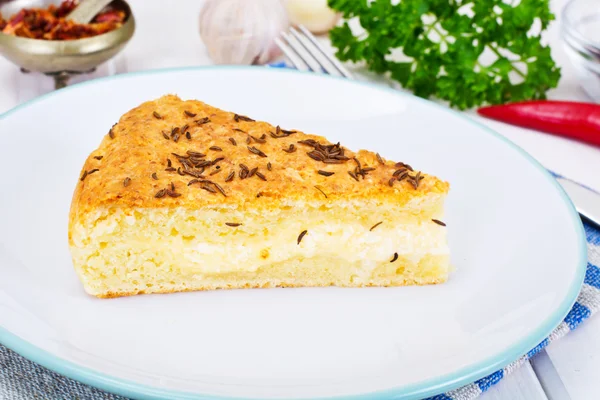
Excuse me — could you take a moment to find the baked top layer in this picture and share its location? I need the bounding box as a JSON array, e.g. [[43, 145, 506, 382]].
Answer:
[[69, 95, 449, 226]]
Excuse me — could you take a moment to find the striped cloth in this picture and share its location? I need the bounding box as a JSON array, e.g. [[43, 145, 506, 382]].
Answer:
[[427, 222, 600, 400]]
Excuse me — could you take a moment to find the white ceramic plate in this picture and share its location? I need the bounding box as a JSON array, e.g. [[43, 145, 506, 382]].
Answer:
[[0, 67, 586, 400]]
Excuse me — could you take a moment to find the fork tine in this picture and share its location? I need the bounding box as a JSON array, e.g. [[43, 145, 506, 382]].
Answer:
[[288, 27, 342, 77], [274, 37, 311, 72], [281, 31, 323, 74], [298, 25, 353, 79]]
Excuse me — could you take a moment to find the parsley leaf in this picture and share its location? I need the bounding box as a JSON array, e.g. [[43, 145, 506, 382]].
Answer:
[[328, 0, 561, 109]]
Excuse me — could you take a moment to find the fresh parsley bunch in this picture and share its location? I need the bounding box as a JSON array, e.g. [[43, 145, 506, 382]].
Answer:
[[328, 0, 561, 109]]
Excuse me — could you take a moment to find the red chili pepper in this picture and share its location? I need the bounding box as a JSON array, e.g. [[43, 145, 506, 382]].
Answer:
[[477, 101, 600, 147]]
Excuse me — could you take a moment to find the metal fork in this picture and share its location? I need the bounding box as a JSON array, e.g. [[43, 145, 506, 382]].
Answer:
[[275, 25, 353, 79]]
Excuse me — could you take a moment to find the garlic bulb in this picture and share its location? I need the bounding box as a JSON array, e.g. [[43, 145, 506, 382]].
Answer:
[[285, 0, 340, 34], [199, 0, 289, 65]]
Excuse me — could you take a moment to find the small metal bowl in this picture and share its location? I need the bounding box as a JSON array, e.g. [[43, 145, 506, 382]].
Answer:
[[0, 0, 135, 88], [562, 0, 600, 101]]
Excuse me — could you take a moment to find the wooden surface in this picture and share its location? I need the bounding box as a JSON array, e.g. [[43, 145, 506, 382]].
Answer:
[[0, 0, 598, 399]]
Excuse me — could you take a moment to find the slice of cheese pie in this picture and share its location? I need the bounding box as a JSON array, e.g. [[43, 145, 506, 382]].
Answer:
[[69, 95, 450, 298]]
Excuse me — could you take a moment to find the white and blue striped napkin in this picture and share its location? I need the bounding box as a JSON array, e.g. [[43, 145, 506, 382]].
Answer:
[[428, 222, 599, 400]]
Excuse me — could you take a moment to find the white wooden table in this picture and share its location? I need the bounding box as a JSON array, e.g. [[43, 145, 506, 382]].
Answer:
[[1, 0, 598, 399]]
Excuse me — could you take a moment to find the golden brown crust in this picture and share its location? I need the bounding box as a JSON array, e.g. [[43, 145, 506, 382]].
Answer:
[[95, 278, 448, 299], [69, 95, 449, 235]]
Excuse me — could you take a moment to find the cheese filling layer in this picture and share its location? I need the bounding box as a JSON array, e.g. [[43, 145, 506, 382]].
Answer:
[[71, 204, 448, 277], [185, 223, 447, 273]]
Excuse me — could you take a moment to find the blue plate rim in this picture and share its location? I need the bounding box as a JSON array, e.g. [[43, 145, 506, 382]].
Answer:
[[0, 65, 587, 400]]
